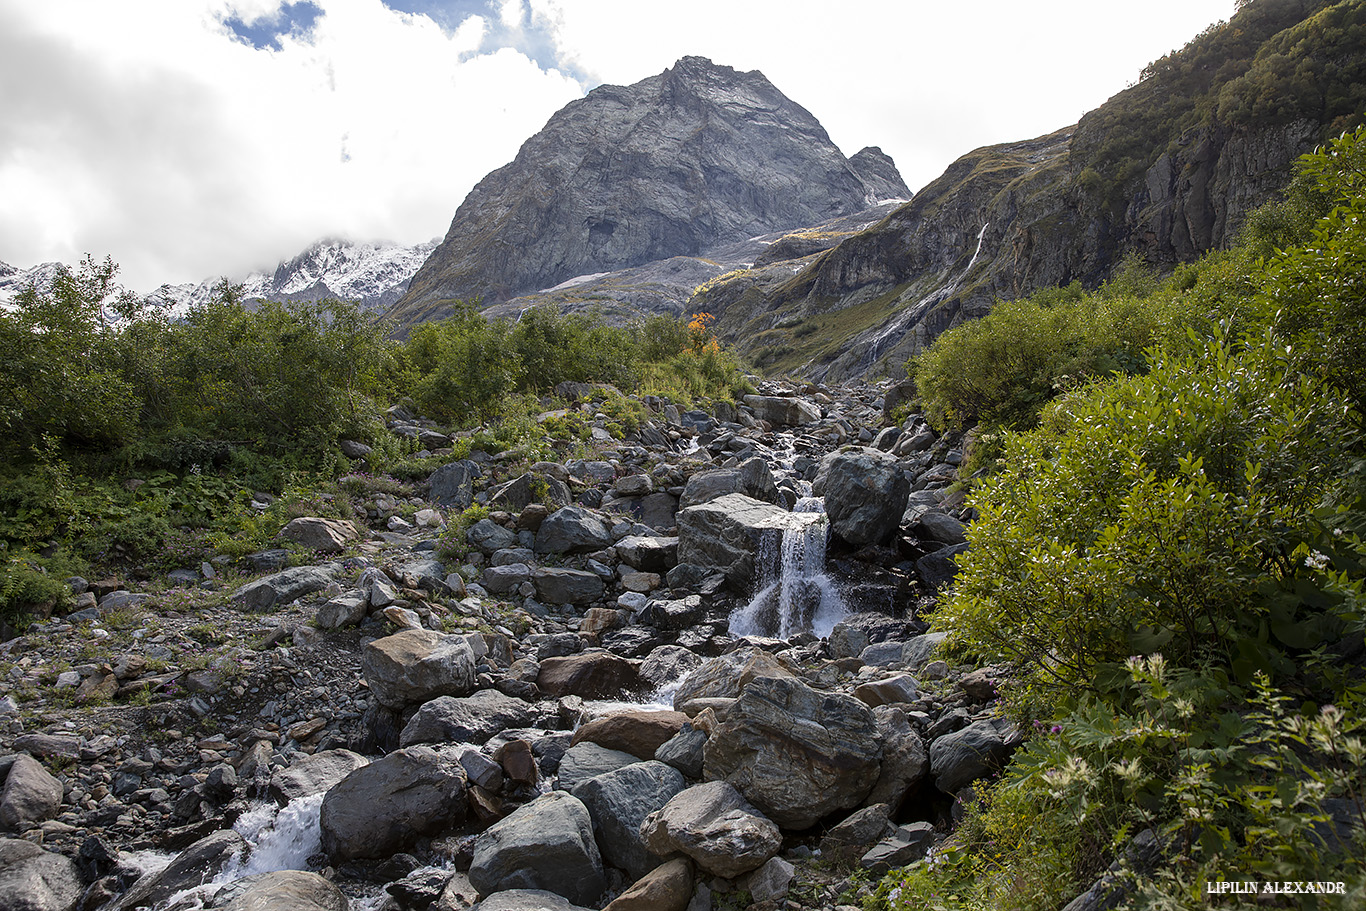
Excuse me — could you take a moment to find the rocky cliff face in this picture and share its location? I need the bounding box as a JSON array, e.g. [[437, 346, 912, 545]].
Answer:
[[389, 56, 909, 330], [696, 0, 1362, 382]]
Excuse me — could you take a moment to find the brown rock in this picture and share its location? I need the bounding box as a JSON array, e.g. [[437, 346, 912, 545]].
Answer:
[[537, 651, 642, 699], [571, 710, 689, 761], [494, 740, 539, 787], [602, 858, 694, 911]]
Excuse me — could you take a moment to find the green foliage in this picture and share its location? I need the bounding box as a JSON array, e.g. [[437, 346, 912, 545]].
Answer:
[[882, 661, 1366, 911], [436, 505, 490, 561], [911, 264, 1198, 432], [403, 303, 522, 425], [935, 329, 1357, 702]]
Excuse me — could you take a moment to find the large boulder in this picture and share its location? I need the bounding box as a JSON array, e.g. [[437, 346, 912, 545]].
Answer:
[[0, 839, 82, 911], [470, 891, 591, 911], [269, 749, 370, 805], [0, 755, 62, 832], [614, 536, 678, 573], [741, 395, 821, 427], [555, 743, 640, 793], [929, 717, 1022, 794], [916, 543, 970, 590], [429, 460, 479, 509], [468, 520, 519, 555], [113, 830, 247, 911], [677, 458, 780, 510], [490, 473, 572, 512], [639, 780, 781, 879], [217, 871, 349, 911], [537, 651, 641, 699], [400, 690, 537, 747], [601, 857, 693, 911], [320, 746, 468, 862], [676, 494, 810, 587], [534, 507, 613, 555], [571, 710, 689, 761], [703, 675, 881, 829], [671, 648, 793, 716], [468, 791, 605, 906], [362, 629, 478, 709], [276, 517, 359, 553], [571, 760, 687, 878], [816, 448, 910, 546], [232, 564, 338, 611], [866, 706, 930, 809], [532, 568, 604, 605]]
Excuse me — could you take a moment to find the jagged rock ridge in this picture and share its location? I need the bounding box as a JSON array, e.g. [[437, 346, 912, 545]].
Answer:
[[390, 56, 910, 329]]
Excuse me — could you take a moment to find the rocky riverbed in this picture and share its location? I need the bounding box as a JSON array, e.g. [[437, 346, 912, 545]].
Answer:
[[0, 380, 1023, 911]]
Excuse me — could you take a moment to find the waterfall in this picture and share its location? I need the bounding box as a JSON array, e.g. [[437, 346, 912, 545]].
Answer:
[[729, 498, 847, 639]]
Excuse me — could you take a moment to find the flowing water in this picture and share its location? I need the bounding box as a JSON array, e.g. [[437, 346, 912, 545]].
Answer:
[[729, 496, 847, 639]]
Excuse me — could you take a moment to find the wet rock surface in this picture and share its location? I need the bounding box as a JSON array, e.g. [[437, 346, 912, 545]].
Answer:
[[0, 381, 1019, 910]]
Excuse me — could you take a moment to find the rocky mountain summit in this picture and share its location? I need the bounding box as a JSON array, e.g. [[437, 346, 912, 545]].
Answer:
[[390, 57, 910, 330], [0, 382, 1050, 911]]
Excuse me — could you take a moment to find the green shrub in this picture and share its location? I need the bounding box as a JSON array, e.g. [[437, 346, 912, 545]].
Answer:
[[934, 329, 1356, 706]]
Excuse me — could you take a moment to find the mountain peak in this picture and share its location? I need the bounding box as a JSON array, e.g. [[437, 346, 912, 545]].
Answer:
[[390, 58, 908, 328]]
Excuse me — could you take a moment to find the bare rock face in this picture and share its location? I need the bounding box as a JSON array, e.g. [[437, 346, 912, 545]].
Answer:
[[639, 780, 781, 879], [702, 675, 881, 830], [391, 56, 907, 327], [0, 838, 82, 911], [0, 755, 62, 832], [361, 629, 478, 709], [319, 746, 468, 863]]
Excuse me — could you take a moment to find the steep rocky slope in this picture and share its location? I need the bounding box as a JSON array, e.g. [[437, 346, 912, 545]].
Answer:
[[389, 56, 910, 330], [695, 0, 1366, 381]]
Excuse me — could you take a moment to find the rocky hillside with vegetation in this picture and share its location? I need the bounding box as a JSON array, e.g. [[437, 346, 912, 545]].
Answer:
[[697, 0, 1366, 381]]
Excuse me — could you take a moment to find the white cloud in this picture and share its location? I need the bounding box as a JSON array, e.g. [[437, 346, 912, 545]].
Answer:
[[1, 0, 1235, 291]]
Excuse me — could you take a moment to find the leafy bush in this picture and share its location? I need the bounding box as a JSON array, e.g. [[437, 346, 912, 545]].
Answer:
[[934, 329, 1356, 704], [881, 660, 1366, 911], [911, 262, 1198, 432]]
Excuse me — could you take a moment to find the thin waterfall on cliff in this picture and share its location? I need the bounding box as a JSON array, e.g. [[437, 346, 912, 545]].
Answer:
[[729, 496, 847, 639]]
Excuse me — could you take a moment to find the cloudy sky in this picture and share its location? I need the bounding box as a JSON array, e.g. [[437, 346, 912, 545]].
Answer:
[[1, 0, 1234, 291]]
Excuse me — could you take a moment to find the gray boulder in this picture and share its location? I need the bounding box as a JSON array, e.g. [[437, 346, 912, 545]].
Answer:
[[429, 460, 479, 509], [490, 473, 572, 512], [535, 507, 613, 555], [470, 891, 591, 911], [676, 494, 810, 587], [362, 629, 478, 709], [639, 780, 781, 879], [232, 564, 338, 611], [703, 675, 881, 829], [269, 750, 370, 805], [0, 755, 62, 831], [468, 520, 519, 555], [0, 838, 82, 911], [217, 870, 349, 911], [671, 648, 793, 716], [315, 593, 367, 630], [555, 743, 640, 793], [866, 706, 930, 809], [741, 395, 821, 427], [482, 563, 532, 595], [532, 568, 604, 605], [571, 760, 687, 878], [320, 746, 468, 862], [469, 791, 605, 906], [930, 717, 1022, 794], [276, 517, 359, 553], [614, 536, 678, 573], [400, 690, 537, 746], [655, 725, 707, 780], [915, 511, 968, 546], [677, 458, 780, 510], [113, 829, 247, 911], [859, 822, 936, 875], [916, 543, 970, 590], [817, 448, 909, 546]]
